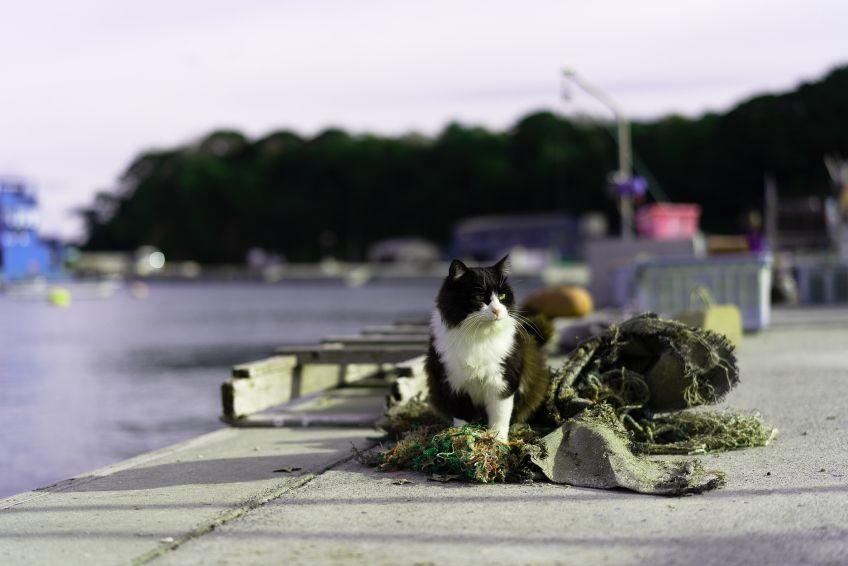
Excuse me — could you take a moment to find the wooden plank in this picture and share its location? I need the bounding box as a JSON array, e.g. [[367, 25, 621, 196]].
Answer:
[[321, 334, 429, 346], [223, 353, 409, 420], [297, 363, 383, 396], [361, 324, 430, 335], [223, 362, 377, 420], [340, 363, 385, 384], [232, 355, 297, 378], [339, 375, 391, 388], [233, 412, 380, 428], [394, 315, 430, 326], [221, 369, 294, 419], [395, 354, 426, 378], [231, 387, 388, 428], [275, 344, 426, 364]]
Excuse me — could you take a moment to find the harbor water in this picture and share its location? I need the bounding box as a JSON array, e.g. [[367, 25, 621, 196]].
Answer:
[[0, 277, 540, 498]]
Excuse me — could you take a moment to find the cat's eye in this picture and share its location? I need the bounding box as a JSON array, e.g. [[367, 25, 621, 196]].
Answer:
[[498, 293, 506, 301]]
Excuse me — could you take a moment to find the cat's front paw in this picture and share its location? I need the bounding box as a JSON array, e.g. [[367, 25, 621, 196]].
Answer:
[[494, 427, 509, 443]]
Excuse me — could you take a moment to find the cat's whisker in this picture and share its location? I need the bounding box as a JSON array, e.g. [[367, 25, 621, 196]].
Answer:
[[508, 311, 533, 328], [509, 309, 537, 327], [459, 314, 488, 341], [512, 323, 532, 343], [508, 311, 544, 343]]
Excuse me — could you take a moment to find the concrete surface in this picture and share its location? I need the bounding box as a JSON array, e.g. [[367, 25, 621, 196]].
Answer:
[[2, 307, 847, 565], [0, 424, 379, 565]]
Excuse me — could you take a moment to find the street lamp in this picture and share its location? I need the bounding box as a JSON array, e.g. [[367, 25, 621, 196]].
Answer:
[[562, 68, 635, 240]]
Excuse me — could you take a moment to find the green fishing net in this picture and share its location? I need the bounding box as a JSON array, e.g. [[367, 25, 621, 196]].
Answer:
[[378, 421, 542, 484], [374, 313, 776, 495], [543, 312, 739, 423]]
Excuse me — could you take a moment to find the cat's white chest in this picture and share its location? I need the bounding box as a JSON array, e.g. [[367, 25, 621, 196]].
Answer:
[[430, 309, 516, 403]]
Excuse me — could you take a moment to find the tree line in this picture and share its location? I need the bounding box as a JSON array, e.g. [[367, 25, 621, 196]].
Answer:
[[83, 65, 848, 262]]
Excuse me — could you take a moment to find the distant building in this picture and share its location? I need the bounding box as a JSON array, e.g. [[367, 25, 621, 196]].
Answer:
[[367, 237, 440, 264], [451, 213, 583, 262], [0, 178, 54, 280]]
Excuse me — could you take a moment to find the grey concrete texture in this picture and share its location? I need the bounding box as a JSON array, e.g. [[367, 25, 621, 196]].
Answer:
[[157, 308, 848, 566], [0, 426, 378, 565], [2, 307, 847, 565]]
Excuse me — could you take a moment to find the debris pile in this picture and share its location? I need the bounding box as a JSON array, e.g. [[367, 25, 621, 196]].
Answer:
[[379, 423, 542, 484], [373, 313, 776, 495]]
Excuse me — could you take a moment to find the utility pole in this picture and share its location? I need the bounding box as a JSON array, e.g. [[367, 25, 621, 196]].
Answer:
[[562, 69, 634, 240]]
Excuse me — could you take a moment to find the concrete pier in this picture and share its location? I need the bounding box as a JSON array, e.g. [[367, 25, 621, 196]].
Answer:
[[2, 307, 847, 565]]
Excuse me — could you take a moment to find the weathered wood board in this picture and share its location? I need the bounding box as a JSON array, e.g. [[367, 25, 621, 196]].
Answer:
[[321, 334, 429, 346], [231, 387, 388, 428], [222, 355, 297, 419], [394, 316, 430, 326], [232, 355, 298, 378], [395, 354, 426, 378], [223, 343, 422, 420], [275, 344, 426, 364], [361, 324, 429, 335], [221, 356, 385, 420]]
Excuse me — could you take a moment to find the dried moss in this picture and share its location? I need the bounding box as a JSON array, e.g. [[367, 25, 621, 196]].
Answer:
[[378, 398, 450, 439], [632, 410, 778, 455], [378, 424, 544, 484]]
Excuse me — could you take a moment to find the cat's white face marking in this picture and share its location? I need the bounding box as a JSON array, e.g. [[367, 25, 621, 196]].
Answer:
[[471, 292, 508, 324], [482, 292, 508, 321], [431, 307, 516, 404]]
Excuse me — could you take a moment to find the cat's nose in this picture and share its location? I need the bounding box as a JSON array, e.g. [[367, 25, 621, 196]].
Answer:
[[492, 307, 505, 319]]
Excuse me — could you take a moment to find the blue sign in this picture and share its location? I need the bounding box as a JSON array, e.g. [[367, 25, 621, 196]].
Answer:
[[0, 178, 56, 280]]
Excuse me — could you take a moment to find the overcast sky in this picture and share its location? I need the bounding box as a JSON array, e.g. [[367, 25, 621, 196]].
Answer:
[[2, 0, 846, 240]]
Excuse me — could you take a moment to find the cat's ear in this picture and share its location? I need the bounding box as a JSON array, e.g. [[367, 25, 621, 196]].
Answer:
[[448, 259, 469, 280], [493, 254, 511, 277]]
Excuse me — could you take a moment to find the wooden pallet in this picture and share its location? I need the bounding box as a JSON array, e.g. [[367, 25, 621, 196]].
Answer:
[[222, 323, 429, 422]]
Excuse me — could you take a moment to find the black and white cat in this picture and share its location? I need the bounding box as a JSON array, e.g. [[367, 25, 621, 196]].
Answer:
[[425, 256, 550, 441]]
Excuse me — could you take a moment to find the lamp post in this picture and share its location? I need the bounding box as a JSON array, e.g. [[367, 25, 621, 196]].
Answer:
[[562, 69, 634, 240]]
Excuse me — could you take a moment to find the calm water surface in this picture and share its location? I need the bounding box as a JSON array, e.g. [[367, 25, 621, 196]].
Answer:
[[0, 278, 539, 498]]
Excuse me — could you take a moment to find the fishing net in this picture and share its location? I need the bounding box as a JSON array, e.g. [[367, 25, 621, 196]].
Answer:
[[372, 313, 776, 495], [529, 405, 726, 495], [378, 423, 543, 484], [632, 409, 777, 455]]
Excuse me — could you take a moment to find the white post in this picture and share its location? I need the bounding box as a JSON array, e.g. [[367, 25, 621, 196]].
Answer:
[[562, 69, 634, 240]]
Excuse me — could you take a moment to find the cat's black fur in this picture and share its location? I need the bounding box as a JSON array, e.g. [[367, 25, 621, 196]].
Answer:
[[435, 257, 515, 328], [426, 257, 551, 425]]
